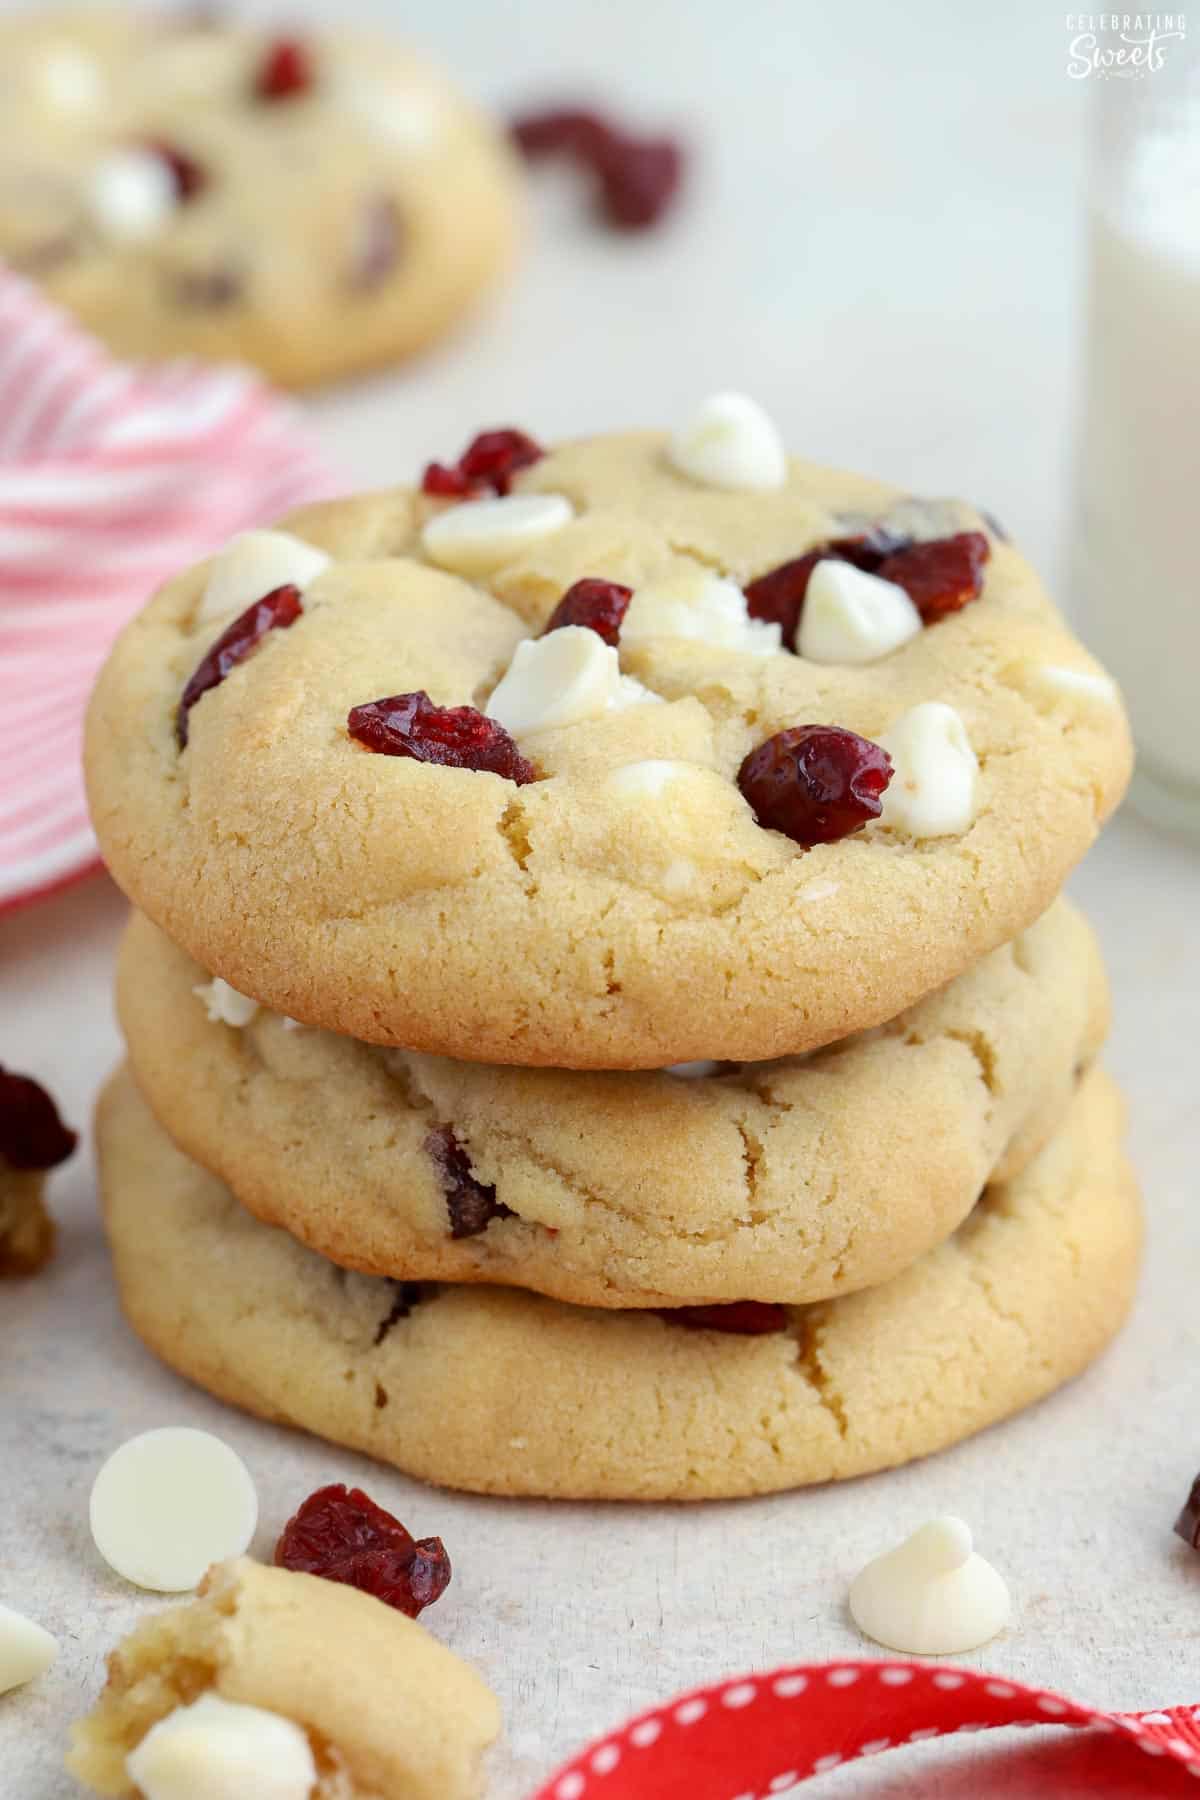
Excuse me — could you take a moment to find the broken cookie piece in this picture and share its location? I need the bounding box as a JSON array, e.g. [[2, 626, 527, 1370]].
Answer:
[[67, 1557, 500, 1799]]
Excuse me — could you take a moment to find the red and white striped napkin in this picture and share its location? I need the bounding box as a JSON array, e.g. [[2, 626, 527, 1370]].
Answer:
[[0, 271, 342, 914]]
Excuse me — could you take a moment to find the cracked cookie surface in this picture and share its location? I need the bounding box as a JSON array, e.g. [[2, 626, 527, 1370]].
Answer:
[[119, 900, 1107, 1307], [0, 7, 520, 386], [85, 430, 1132, 1066], [97, 1065, 1140, 1500]]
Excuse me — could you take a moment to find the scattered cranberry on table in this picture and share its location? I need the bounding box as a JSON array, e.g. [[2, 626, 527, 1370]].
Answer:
[[0, 1067, 77, 1171], [542, 578, 633, 647], [511, 104, 685, 230], [275, 1484, 451, 1618], [738, 724, 893, 846]]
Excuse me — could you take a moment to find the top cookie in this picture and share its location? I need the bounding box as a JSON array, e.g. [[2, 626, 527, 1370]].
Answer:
[[85, 402, 1132, 1067], [0, 7, 520, 386]]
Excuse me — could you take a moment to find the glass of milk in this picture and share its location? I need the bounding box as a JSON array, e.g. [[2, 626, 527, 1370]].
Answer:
[[1072, 57, 1200, 839]]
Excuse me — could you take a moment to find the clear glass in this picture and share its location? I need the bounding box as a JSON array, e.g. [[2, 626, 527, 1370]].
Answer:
[[1072, 47, 1200, 840]]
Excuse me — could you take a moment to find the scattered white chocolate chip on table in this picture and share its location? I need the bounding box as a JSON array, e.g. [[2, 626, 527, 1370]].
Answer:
[[0, 1602, 58, 1696], [193, 978, 260, 1029], [421, 492, 574, 576], [797, 559, 922, 664], [89, 1427, 258, 1592], [878, 700, 979, 838], [126, 1692, 318, 1800], [197, 530, 333, 626], [849, 1516, 1011, 1656], [667, 391, 788, 491]]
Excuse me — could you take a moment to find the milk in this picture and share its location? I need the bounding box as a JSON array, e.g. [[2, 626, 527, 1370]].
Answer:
[[1073, 105, 1200, 834]]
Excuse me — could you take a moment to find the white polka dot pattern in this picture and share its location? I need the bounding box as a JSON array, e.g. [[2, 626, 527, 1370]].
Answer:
[[532, 1659, 1200, 1799]]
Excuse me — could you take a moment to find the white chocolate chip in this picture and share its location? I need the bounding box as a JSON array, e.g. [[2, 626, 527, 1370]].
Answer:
[[487, 627, 620, 736], [193, 978, 260, 1029], [198, 530, 332, 625], [87, 148, 176, 241], [849, 1516, 1011, 1656], [798, 560, 922, 664], [623, 571, 781, 656], [606, 759, 694, 798], [668, 392, 787, 491], [36, 43, 105, 113], [611, 673, 664, 710], [421, 493, 574, 576], [660, 857, 698, 896], [1029, 664, 1119, 706], [89, 1428, 258, 1592], [665, 1060, 723, 1078], [127, 1693, 317, 1800], [0, 1603, 58, 1695], [797, 877, 840, 904], [878, 701, 979, 839]]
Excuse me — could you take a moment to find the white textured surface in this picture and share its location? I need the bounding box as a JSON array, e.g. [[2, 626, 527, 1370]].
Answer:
[[2, 0, 1198, 1795]]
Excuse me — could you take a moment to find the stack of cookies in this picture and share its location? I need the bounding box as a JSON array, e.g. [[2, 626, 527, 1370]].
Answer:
[[85, 397, 1141, 1501]]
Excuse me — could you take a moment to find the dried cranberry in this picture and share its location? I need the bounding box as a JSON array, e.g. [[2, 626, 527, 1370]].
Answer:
[[594, 135, 683, 229], [421, 428, 544, 500], [1175, 1474, 1200, 1550], [542, 578, 632, 647], [177, 584, 302, 748], [425, 1124, 512, 1239], [254, 37, 313, 102], [275, 1484, 450, 1618], [511, 105, 685, 232], [511, 108, 614, 161], [738, 724, 892, 846], [746, 529, 989, 647], [659, 1301, 789, 1335], [348, 691, 536, 785], [875, 531, 990, 625], [745, 535, 890, 642], [171, 264, 243, 310], [142, 139, 206, 203], [0, 1067, 76, 1172]]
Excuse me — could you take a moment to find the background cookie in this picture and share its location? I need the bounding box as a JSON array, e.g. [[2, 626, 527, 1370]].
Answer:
[[98, 1066, 1141, 1501], [0, 7, 521, 386], [85, 428, 1132, 1066], [119, 900, 1108, 1307], [67, 1556, 500, 1800]]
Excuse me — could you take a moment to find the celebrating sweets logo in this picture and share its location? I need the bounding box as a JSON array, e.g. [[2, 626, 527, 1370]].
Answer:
[[1066, 12, 1188, 76]]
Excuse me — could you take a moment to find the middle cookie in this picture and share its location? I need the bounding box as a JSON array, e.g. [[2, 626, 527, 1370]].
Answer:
[[120, 899, 1106, 1309]]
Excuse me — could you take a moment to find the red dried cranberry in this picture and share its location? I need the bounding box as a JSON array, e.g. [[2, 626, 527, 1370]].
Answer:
[[421, 428, 544, 500], [348, 691, 536, 785], [511, 108, 614, 161], [875, 530, 990, 625], [1175, 1474, 1200, 1550], [177, 584, 303, 748], [542, 578, 632, 647], [744, 533, 903, 643], [594, 134, 683, 229], [425, 1124, 512, 1239], [275, 1484, 450, 1618], [141, 139, 206, 203], [0, 1067, 76, 1172], [254, 37, 313, 102], [659, 1301, 789, 1335], [738, 724, 892, 846], [510, 105, 685, 232]]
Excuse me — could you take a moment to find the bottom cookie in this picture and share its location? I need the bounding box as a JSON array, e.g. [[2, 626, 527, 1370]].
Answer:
[[98, 1067, 1141, 1502]]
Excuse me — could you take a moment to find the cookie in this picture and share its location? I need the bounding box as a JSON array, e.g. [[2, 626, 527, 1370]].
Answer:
[[0, 8, 521, 387], [85, 417, 1132, 1067], [67, 1556, 500, 1800], [97, 1065, 1140, 1501], [118, 899, 1108, 1307]]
